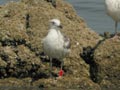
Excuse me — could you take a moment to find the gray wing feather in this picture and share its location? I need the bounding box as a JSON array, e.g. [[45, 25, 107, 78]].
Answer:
[[63, 35, 70, 49]]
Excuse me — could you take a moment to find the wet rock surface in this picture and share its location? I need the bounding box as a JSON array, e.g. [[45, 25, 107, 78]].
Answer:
[[0, 0, 119, 90]]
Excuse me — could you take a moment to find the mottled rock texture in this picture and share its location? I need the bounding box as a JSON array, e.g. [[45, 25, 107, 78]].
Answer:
[[0, 0, 119, 90]]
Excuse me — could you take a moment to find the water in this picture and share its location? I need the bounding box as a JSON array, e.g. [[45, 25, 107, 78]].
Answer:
[[0, 0, 118, 33], [66, 0, 118, 34], [0, 0, 18, 5]]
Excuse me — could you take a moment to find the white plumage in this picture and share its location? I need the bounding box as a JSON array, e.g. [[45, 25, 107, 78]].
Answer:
[[43, 19, 70, 77], [105, 0, 120, 34]]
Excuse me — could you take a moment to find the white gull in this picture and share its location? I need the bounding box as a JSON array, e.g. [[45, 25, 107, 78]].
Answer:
[[43, 19, 70, 77], [105, 0, 120, 35]]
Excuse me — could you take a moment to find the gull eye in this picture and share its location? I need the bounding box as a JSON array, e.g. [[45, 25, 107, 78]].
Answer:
[[52, 22, 55, 25]]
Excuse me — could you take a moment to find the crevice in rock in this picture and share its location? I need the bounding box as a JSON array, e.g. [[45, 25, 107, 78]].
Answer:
[[0, 61, 49, 80], [0, 38, 50, 80], [0, 39, 26, 47], [80, 38, 106, 83], [0, 37, 40, 56]]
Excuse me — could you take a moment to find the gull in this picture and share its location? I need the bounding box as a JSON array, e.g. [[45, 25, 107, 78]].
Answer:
[[43, 19, 70, 77], [105, 0, 120, 36]]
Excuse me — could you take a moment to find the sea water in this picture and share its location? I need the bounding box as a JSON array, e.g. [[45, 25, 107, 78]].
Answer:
[[0, 0, 117, 34]]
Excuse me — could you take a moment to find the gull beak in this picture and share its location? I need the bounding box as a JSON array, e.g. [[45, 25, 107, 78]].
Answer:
[[59, 25, 63, 29]]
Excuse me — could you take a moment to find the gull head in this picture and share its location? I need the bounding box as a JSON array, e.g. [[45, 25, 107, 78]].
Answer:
[[50, 19, 63, 29]]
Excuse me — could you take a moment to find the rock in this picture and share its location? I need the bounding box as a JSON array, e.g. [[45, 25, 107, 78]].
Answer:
[[0, 77, 37, 90], [33, 77, 101, 90], [0, 77, 32, 86], [0, 0, 102, 89], [0, 57, 7, 67], [94, 38, 120, 89]]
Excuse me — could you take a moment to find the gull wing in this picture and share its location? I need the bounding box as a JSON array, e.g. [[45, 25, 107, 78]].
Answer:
[[63, 35, 71, 49]]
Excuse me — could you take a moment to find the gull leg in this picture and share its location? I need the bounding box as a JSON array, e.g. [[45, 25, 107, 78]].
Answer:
[[47, 0, 56, 8], [61, 59, 64, 70], [58, 59, 64, 77], [111, 21, 119, 39], [49, 57, 52, 78], [115, 21, 118, 35], [51, 0, 56, 8]]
